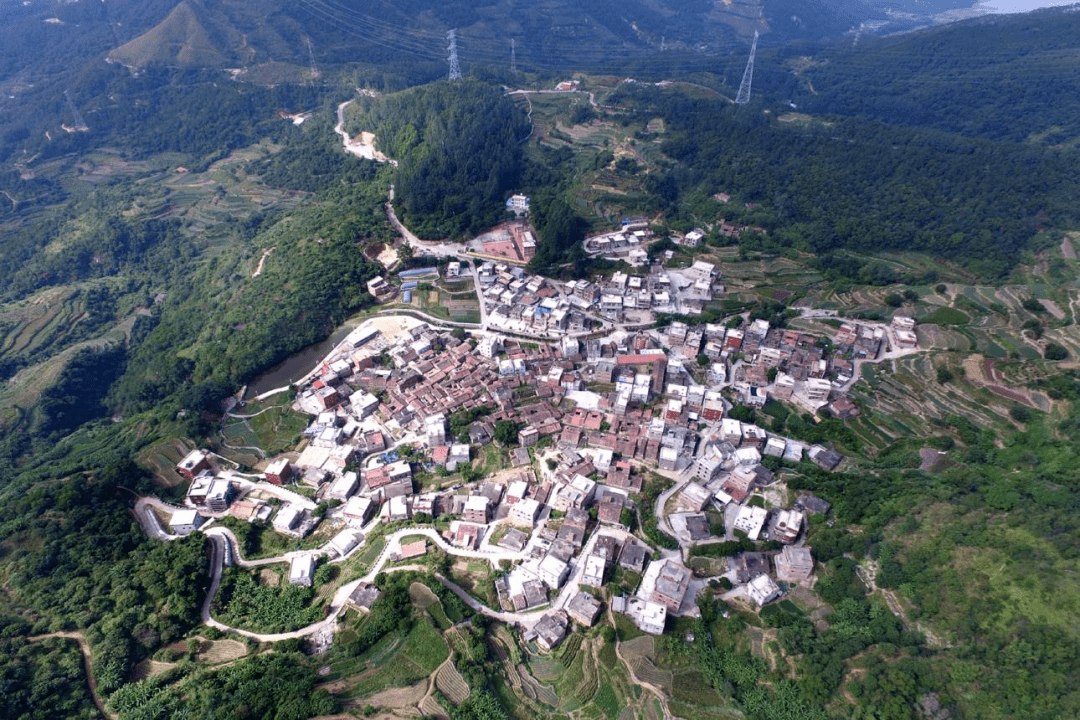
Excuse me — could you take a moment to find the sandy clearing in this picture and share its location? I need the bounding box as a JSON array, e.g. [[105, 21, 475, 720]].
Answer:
[[251, 247, 274, 278], [358, 315, 425, 343], [335, 100, 397, 165], [377, 244, 399, 268]]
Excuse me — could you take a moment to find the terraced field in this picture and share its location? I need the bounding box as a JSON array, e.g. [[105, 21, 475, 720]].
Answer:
[[136, 438, 196, 489], [434, 659, 470, 704]]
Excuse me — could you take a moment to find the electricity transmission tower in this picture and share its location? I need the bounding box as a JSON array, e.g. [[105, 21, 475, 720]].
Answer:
[[511, 39, 517, 74], [63, 90, 88, 131], [306, 39, 320, 78], [735, 31, 758, 105], [447, 30, 462, 81]]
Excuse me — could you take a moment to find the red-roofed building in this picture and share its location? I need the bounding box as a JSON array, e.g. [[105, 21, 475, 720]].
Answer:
[[432, 446, 450, 466]]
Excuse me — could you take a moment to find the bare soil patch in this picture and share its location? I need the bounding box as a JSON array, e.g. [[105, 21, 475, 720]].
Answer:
[[365, 678, 428, 709], [1062, 237, 1076, 260]]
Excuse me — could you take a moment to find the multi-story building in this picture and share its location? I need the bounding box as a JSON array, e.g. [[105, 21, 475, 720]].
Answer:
[[775, 545, 815, 583], [464, 495, 491, 524]]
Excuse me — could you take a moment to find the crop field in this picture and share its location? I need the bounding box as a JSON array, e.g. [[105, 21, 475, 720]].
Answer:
[[670, 669, 728, 707], [0, 315, 131, 430], [435, 660, 470, 704], [221, 402, 307, 457], [590, 682, 620, 719], [630, 656, 673, 695], [161, 143, 311, 245], [131, 659, 175, 681], [221, 418, 262, 452], [717, 255, 824, 295], [419, 694, 447, 717], [355, 678, 428, 712], [196, 638, 248, 664], [555, 633, 583, 667], [0, 282, 124, 360], [354, 536, 386, 568], [516, 658, 559, 707], [528, 655, 564, 683], [408, 581, 438, 610], [399, 618, 449, 673], [340, 619, 446, 699], [136, 438, 194, 489]]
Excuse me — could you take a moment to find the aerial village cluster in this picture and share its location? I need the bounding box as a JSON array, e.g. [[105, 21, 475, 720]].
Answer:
[[164, 213, 920, 649]]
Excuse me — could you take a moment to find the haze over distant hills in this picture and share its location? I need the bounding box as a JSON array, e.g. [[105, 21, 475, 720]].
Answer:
[[1, 0, 1075, 87]]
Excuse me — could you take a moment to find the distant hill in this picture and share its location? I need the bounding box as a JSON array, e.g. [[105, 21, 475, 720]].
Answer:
[[95, 0, 884, 74], [107, 1, 233, 68], [781, 5, 1080, 143], [105, 0, 307, 69]]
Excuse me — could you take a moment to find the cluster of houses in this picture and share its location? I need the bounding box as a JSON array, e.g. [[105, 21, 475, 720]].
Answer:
[[166, 292, 899, 633], [588, 262, 721, 322], [582, 221, 655, 267], [669, 218, 764, 249], [477, 263, 594, 337]]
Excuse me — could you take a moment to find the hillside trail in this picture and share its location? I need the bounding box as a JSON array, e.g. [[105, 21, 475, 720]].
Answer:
[[27, 631, 117, 720], [858, 560, 949, 649], [607, 608, 676, 720]]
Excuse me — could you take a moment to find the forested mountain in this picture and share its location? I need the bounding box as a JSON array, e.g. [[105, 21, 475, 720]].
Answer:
[[609, 82, 1079, 277], [778, 6, 1080, 143], [0, 3, 1079, 720], [354, 80, 530, 237]]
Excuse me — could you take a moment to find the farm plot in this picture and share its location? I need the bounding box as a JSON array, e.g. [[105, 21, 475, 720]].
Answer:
[[419, 694, 448, 718], [131, 659, 175, 681], [400, 619, 449, 674], [357, 678, 427, 711], [620, 635, 655, 662], [136, 438, 195, 489], [671, 669, 730, 708], [528, 655, 564, 683], [196, 638, 248, 664], [630, 657, 674, 695], [409, 581, 439, 610], [340, 619, 446, 699], [435, 660, 470, 704], [517, 663, 559, 707]]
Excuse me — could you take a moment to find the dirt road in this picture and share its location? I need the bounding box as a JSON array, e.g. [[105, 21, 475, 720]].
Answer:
[[28, 632, 117, 720]]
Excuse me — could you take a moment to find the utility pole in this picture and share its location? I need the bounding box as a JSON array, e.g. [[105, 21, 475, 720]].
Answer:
[[735, 31, 758, 105], [511, 38, 517, 74], [447, 29, 462, 81]]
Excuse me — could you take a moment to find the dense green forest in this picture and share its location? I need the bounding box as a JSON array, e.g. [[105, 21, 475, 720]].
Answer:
[[605, 82, 1079, 276], [354, 80, 530, 238], [0, 463, 207, 693], [777, 7, 1080, 144], [0, 629, 99, 720], [106, 652, 338, 720]]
